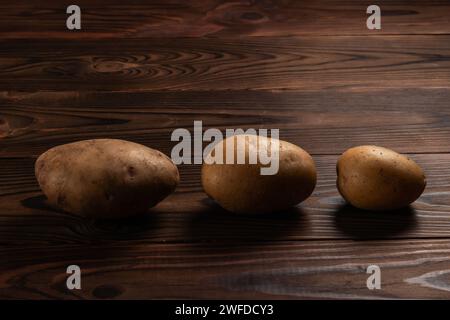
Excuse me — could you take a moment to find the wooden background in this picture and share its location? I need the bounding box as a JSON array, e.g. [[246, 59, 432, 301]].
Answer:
[[1, 0, 450, 299]]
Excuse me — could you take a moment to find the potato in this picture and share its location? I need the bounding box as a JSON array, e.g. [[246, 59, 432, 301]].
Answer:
[[35, 139, 179, 219], [201, 134, 316, 214], [337, 145, 426, 211]]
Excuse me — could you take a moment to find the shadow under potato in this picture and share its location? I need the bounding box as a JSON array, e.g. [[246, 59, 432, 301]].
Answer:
[[333, 203, 417, 239], [185, 197, 309, 244], [21, 194, 65, 213], [21, 194, 307, 248], [21, 194, 161, 241]]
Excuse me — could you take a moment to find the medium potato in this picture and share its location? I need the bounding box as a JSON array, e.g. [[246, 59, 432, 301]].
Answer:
[[337, 145, 426, 211], [35, 139, 179, 219], [201, 134, 316, 214]]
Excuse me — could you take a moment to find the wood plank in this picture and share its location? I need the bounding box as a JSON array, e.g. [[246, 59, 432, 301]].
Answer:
[[1, 154, 449, 245], [2, 238, 450, 299], [1, 89, 450, 157], [2, 0, 449, 302], [0, 36, 449, 91], [1, 1, 450, 39]]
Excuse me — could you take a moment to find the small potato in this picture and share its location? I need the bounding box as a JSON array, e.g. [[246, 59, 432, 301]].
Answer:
[[337, 145, 426, 211], [201, 134, 316, 214], [35, 139, 179, 219]]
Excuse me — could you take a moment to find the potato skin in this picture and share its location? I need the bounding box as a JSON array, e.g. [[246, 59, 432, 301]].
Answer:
[[337, 145, 426, 211], [201, 135, 316, 214], [35, 139, 179, 219]]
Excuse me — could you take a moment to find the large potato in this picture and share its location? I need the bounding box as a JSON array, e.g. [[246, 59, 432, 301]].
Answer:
[[337, 145, 426, 211], [201, 134, 316, 214], [35, 139, 179, 219]]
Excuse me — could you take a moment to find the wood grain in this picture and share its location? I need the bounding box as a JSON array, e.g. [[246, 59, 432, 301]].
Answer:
[[1, 0, 450, 39], [2, 239, 450, 299], [1, 153, 449, 245], [1, 88, 450, 157], [0, 36, 449, 91], [2, 0, 450, 300]]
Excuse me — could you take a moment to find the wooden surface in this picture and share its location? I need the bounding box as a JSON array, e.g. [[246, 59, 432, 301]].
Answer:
[[1, 0, 450, 299]]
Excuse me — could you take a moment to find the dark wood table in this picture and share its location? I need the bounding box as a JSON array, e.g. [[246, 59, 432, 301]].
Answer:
[[1, 0, 450, 299]]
